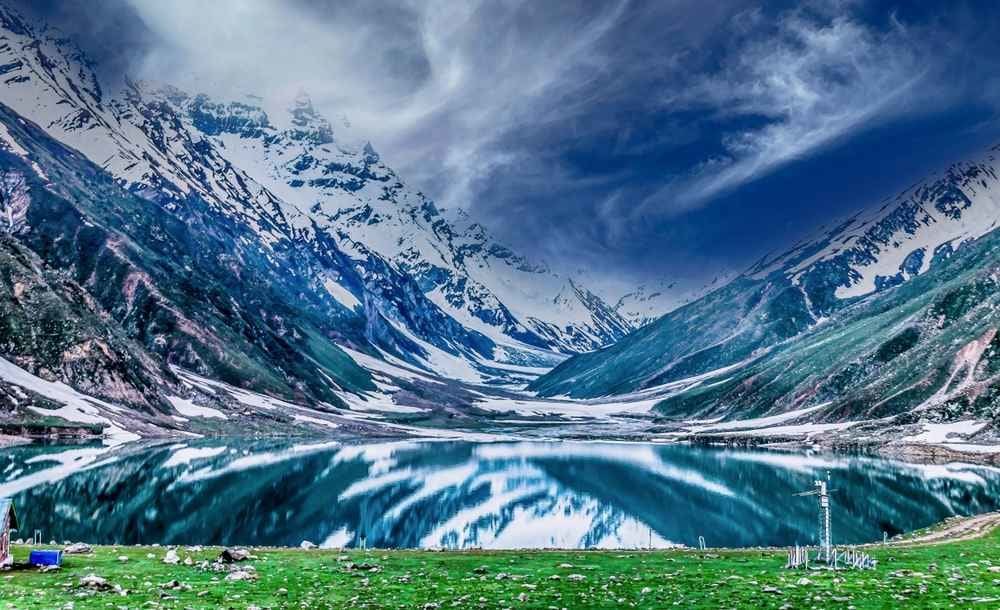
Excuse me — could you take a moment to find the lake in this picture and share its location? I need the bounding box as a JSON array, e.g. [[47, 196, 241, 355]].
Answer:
[[2, 439, 998, 549]]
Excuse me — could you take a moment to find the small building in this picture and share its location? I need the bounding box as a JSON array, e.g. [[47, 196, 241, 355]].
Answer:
[[0, 498, 18, 567]]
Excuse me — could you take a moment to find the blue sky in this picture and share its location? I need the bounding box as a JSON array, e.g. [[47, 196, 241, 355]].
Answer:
[[16, 0, 1000, 291]]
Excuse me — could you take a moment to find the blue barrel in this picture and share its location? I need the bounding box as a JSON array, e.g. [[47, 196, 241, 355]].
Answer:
[[29, 550, 62, 566]]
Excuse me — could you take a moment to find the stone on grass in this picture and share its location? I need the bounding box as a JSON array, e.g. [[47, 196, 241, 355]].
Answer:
[[162, 549, 180, 565], [225, 569, 259, 582], [219, 548, 253, 563], [300, 540, 317, 549], [79, 575, 111, 591], [64, 543, 92, 554]]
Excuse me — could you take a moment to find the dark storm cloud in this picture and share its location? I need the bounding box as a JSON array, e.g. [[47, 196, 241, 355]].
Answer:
[[10, 0, 158, 87]]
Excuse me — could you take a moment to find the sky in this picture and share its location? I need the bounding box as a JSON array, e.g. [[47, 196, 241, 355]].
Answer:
[[13, 0, 1000, 293]]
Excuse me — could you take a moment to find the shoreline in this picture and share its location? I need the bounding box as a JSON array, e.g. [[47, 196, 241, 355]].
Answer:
[[3, 512, 1000, 609], [9, 510, 999, 555], [10, 427, 1000, 468]]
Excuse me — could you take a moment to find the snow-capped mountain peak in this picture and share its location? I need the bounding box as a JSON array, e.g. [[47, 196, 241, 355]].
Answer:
[[747, 146, 1000, 315]]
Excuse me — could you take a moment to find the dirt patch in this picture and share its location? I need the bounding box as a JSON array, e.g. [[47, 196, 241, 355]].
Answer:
[[885, 511, 1000, 547]]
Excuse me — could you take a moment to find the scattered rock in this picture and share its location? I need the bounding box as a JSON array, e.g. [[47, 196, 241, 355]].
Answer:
[[63, 543, 92, 555], [473, 565, 489, 574], [162, 549, 180, 565], [762, 585, 781, 594], [796, 577, 812, 586], [39, 564, 60, 573], [300, 540, 317, 549], [117, 556, 129, 563], [79, 574, 111, 591], [567, 574, 586, 582], [225, 568, 259, 582]]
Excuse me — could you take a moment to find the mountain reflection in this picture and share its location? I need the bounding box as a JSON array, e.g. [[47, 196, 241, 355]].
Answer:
[[2, 440, 999, 549]]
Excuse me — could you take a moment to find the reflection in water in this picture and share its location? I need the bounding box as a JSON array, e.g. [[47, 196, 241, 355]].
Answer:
[[1, 440, 999, 549]]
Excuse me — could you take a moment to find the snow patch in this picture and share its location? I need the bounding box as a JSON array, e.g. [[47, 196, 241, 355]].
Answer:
[[904, 420, 988, 444], [167, 396, 227, 420]]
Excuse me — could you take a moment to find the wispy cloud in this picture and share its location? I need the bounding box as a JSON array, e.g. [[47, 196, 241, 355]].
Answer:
[[641, 7, 931, 215]]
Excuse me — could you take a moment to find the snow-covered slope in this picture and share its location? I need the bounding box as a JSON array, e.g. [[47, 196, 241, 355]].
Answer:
[[612, 273, 736, 328], [0, 6, 634, 383], [748, 148, 1000, 312], [149, 87, 632, 354]]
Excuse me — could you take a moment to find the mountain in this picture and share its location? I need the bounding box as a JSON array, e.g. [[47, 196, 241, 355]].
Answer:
[[0, 4, 632, 388], [0, 2, 651, 441], [0, 4, 643, 439], [531, 145, 1000, 426], [612, 273, 736, 328], [657, 223, 1000, 427]]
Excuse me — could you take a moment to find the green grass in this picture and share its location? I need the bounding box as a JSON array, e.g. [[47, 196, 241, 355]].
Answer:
[[3, 528, 1000, 609]]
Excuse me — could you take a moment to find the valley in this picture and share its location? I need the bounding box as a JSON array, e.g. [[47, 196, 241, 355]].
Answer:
[[0, 1, 997, 461]]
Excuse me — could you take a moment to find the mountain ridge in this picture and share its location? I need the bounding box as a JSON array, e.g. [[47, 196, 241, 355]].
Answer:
[[0, 3, 638, 385], [531, 143, 1000, 412]]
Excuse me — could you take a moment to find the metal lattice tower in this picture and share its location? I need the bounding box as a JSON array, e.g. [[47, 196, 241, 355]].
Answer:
[[795, 475, 834, 562]]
